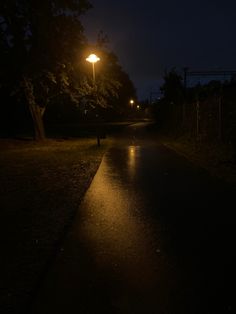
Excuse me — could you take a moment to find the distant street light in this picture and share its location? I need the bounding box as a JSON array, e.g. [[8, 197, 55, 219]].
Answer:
[[86, 53, 100, 83], [130, 99, 134, 107]]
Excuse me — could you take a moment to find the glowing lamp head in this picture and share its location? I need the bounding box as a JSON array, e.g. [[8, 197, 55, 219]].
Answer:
[[130, 99, 134, 104], [86, 54, 100, 63]]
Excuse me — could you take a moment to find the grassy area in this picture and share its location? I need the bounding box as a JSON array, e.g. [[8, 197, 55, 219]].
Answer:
[[163, 136, 236, 186], [0, 138, 110, 314], [146, 123, 236, 185]]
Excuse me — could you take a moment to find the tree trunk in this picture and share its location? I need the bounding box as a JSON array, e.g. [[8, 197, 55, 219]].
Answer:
[[23, 77, 46, 141], [28, 102, 46, 141]]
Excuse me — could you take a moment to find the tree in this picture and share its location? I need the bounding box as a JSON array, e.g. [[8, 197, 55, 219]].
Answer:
[[160, 68, 184, 105], [1, 2, 137, 137], [75, 43, 137, 120], [95, 49, 137, 118], [0, 0, 92, 140], [156, 69, 185, 132]]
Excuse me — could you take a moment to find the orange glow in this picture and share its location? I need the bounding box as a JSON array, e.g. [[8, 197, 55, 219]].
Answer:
[[77, 154, 159, 286], [128, 146, 140, 178], [86, 54, 100, 63]]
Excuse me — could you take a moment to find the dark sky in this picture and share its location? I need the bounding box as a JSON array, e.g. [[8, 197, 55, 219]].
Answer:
[[83, 0, 236, 99]]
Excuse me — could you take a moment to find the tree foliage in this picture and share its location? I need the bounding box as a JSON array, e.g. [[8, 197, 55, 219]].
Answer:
[[156, 68, 236, 145], [0, 0, 92, 139], [79, 49, 136, 114], [160, 68, 184, 105], [0, 1, 137, 139]]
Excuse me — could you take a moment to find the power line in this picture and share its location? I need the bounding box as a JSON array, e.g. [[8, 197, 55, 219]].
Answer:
[[183, 68, 236, 89]]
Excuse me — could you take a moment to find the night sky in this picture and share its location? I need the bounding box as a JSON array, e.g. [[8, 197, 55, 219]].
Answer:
[[83, 0, 236, 99]]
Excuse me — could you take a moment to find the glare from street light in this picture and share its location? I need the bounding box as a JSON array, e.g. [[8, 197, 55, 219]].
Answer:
[[86, 54, 100, 63], [130, 99, 134, 108], [86, 53, 100, 83]]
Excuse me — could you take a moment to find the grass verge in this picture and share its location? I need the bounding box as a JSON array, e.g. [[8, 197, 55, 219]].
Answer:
[[162, 135, 236, 186], [0, 138, 110, 314]]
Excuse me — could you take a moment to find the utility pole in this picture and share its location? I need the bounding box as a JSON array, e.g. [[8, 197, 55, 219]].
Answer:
[[218, 87, 223, 142], [183, 67, 188, 127], [196, 97, 200, 140], [183, 67, 188, 90]]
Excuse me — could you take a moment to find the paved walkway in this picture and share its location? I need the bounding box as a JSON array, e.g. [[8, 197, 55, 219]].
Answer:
[[30, 123, 235, 314]]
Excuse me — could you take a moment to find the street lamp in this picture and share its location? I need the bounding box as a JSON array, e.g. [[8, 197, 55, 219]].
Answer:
[[86, 53, 100, 83], [130, 99, 134, 107], [86, 53, 101, 146]]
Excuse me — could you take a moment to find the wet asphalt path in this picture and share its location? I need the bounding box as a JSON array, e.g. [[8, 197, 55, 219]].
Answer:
[[30, 122, 235, 314]]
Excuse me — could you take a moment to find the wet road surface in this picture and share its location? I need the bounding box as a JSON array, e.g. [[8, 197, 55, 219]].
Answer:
[[30, 122, 235, 314]]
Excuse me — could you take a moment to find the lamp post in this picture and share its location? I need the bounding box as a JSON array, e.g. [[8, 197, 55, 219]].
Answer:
[[86, 53, 101, 146], [86, 53, 100, 84]]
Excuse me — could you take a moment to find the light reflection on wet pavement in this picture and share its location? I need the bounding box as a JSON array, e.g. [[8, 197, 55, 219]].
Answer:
[[31, 123, 235, 314]]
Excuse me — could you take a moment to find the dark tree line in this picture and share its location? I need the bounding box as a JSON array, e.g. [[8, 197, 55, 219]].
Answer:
[[0, 1, 136, 140]]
